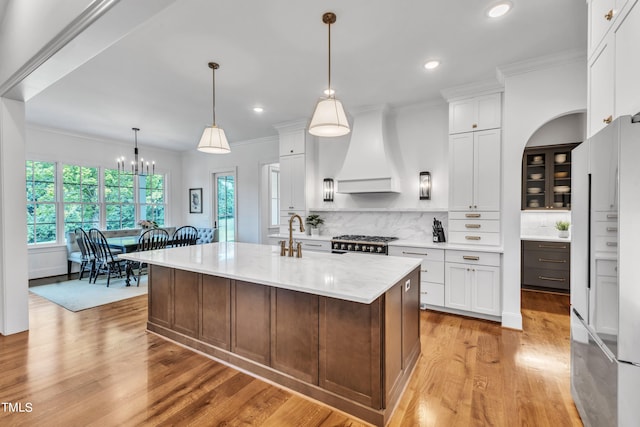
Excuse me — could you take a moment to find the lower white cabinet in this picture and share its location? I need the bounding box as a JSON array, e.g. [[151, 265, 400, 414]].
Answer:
[[388, 246, 445, 308], [444, 250, 501, 316]]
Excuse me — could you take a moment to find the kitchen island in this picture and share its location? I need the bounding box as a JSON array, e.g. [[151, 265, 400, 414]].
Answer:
[[120, 242, 422, 426]]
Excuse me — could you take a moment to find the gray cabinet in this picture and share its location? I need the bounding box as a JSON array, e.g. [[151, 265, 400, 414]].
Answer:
[[521, 240, 571, 291]]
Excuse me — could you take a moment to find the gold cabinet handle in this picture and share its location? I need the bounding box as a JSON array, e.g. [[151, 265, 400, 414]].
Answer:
[[465, 224, 481, 229], [606, 227, 618, 232], [606, 242, 618, 247], [603, 115, 613, 124], [463, 255, 480, 261], [465, 236, 481, 240], [606, 214, 618, 219], [604, 9, 613, 21], [538, 258, 567, 263], [538, 276, 566, 282], [465, 213, 481, 218], [472, 123, 478, 129], [420, 269, 428, 273]]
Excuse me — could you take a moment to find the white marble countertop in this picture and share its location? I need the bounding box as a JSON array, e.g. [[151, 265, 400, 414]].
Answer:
[[119, 242, 421, 304], [521, 235, 572, 243]]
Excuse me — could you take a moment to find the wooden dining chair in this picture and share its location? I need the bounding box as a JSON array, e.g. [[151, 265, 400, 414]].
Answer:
[[128, 228, 170, 286], [171, 225, 198, 247], [87, 228, 126, 287]]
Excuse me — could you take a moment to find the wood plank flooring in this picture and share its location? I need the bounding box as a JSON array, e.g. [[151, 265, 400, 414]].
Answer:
[[0, 289, 582, 426]]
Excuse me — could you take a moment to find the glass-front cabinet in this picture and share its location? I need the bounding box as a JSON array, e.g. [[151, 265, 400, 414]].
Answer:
[[522, 143, 580, 210]]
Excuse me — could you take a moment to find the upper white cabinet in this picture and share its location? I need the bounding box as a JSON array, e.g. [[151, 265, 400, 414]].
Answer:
[[279, 129, 306, 156], [449, 129, 501, 212], [449, 93, 501, 134], [589, 0, 617, 55], [587, 0, 639, 137], [588, 37, 614, 137], [279, 154, 306, 211], [614, 0, 640, 119]]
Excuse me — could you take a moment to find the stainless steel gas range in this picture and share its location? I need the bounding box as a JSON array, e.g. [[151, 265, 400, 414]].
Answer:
[[331, 235, 398, 255]]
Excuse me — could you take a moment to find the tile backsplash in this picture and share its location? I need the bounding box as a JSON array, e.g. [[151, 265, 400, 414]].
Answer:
[[520, 211, 571, 237]]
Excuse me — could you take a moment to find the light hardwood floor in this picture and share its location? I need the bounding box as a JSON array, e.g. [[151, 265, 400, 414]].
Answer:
[[0, 289, 582, 426]]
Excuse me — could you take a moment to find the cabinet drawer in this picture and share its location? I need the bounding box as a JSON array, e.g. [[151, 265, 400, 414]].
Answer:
[[419, 260, 445, 284], [445, 250, 501, 267], [449, 219, 500, 233], [298, 239, 331, 252], [596, 259, 617, 277], [592, 221, 618, 236], [523, 250, 570, 271], [594, 235, 618, 252], [421, 282, 444, 307], [448, 231, 500, 246], [522, 240, 570, 252], [388, 246, 445, 261], [449, 211, 500, 220], [593, 211, 618, 222], [522, 267, 570, 290]]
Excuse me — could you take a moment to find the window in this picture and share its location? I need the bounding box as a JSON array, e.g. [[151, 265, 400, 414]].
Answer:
[[138, 174, 165, 226], [63, 165, 100, 234], [26, 161, 57, 244], [269, 165, 280, 227], [104, 168, 136, 230]]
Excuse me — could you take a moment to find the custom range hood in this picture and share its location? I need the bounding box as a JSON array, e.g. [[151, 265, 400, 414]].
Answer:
[[335, 106, 399, 193]]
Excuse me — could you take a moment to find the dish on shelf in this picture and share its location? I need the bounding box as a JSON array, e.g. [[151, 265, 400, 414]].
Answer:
[[528, 187, 542, 194], [528, 200, 540, 208], [554, 171, 569, 178], [533, 155, 543, 162], [530, 160, 544, 166], [553, 202, 564, 208], [555, 153, 567, 163], [553, 185, 570, 193], [529, 173, 543, 180]]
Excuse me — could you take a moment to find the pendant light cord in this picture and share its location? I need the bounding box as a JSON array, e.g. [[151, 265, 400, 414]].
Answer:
[[212, 66, 216, 126], [327, 20, 331, 97]]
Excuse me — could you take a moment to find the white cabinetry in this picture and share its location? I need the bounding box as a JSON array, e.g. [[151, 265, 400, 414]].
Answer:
[[277, 124, 316, 235], [279, 129, 306, 156], [449, 93, 501, 134], [449, 129, 501, 212], [388, 246, 445, 308], [267, 236, 331, 253], [587, 0, 639, 137], [444, 250, 501, 316]]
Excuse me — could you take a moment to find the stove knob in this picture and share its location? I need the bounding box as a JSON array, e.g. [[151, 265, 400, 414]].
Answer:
[[377, 247, 383, 253], [341, 244, 346, 250], [348, 244, 353, 251], [333, 243, 339, 249], [369, 246, 375, 252], [355, 244, 360, 251], [362, 246, 368, 251]]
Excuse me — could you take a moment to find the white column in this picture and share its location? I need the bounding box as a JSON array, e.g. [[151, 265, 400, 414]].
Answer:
[[0, 97, 29, 335]]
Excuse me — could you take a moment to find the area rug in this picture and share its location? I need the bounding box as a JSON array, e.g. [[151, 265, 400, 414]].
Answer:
[[29, 275, 148, 312]]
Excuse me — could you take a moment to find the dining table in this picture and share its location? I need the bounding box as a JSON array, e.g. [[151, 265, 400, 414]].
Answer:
[[106, 236, 175, 286]]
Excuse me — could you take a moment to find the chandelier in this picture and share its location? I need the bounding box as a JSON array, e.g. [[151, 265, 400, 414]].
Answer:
[[116, 127, 155, 175]]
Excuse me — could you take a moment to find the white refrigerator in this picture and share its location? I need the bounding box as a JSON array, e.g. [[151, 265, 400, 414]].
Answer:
[[571, 115, 640, 427]]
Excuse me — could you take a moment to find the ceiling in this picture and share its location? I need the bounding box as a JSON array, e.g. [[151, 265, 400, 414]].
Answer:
[[24, 0, 587, 151]]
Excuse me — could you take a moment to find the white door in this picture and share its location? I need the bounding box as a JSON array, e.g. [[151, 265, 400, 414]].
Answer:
[[588, 38, 614, 137], [213, 171, 236, 242], [445, 263, 470, 311], [449, 133, 474, 211], [471, 265, 501, 316], [474, 129, 501, 211]]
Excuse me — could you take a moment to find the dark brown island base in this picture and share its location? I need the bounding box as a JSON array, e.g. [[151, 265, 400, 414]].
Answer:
[[121, 243, 421, 426]]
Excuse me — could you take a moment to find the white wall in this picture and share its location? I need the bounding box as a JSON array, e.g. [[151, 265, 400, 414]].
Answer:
[[25, 126, 184, 279], [181, 136, 279, 243], [502, 58, 587, 329], [526, 112, 586, 147], [314, 101, 449, 210]]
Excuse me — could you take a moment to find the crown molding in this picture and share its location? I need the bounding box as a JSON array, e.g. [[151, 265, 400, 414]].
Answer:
[[440, 78, 504, 103], [496, 48, 587, 85]]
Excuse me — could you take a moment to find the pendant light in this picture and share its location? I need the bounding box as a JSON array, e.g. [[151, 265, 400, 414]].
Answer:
[[116, 127, 155, 175], [309, 12, 350, 137], [197, 62, 231, 154]]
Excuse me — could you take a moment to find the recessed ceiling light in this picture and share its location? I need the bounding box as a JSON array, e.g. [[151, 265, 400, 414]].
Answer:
[[423, 60, 440, 70], [253, 107, 264, 113], [323, 88, 335, 96], [487, 2, 512, 18]]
